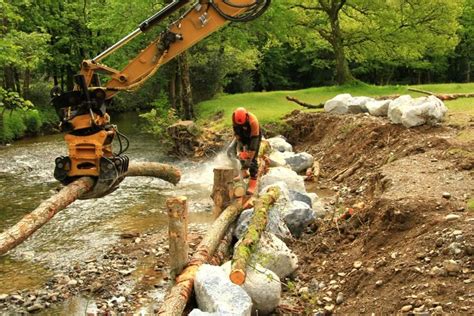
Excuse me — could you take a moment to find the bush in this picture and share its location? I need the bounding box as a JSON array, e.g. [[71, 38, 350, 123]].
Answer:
[[139, 92, 178, 138], [2, 111, 27, 142], [27, 81, 53, 108], [24, 109, 43, 134]]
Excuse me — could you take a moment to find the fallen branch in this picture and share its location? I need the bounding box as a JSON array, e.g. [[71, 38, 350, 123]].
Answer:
[[230, 186, 280, 285], [408, 88, 474, 100], [286, 96, 324, 109], [332, 158, 363, 182], [0, 161, 181, 256], [158, 201, 244, 316]]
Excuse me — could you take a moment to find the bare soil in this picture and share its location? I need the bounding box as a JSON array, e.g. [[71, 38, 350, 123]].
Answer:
[[279, 111, 473, 314]]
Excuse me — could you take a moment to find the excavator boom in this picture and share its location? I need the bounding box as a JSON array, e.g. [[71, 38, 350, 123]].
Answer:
[[51, 0, 271, 199]]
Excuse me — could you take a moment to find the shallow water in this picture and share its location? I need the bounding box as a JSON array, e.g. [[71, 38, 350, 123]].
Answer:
[[0, 113, 217, 298]]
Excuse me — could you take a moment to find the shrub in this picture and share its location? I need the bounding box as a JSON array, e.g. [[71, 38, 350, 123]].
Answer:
[[24, 110, 43, 134]]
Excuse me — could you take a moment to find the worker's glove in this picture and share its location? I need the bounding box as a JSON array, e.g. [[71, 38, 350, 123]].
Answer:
[[239, 151, 250, 160]]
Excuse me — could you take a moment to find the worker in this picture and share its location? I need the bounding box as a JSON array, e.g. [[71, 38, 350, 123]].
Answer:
[[229, 107, 262, 195]]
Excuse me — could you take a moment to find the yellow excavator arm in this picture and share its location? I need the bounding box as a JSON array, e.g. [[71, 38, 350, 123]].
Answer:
[[51, 0, 271, 199]]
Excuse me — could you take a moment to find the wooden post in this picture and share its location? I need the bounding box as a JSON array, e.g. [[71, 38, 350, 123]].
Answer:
[[158, 202, 243, 316], [210, 168, 234, 218], [167, 196, 189, 282]]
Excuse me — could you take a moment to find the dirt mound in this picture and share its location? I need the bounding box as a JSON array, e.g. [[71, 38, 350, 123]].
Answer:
[[280, 111, 473, 314]]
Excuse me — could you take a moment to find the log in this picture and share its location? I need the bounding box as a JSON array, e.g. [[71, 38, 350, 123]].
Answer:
[[158, 202, 243, 316], [408, 88, 474, 100], [305, 161, 320, 182], [0, 161, 181, 256], [332, 157, 363, 182], [286, 96, 324, 109], [233, 181, 247, 198], [209, 226, 234, 265], [210, 168, 234, 218], [229, 186, 280, 285], [167, 196, 189, 282], [125, 161, 181, 185]]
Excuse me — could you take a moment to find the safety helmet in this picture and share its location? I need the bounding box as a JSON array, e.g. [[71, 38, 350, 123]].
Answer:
[[233, 107, 248, 125]]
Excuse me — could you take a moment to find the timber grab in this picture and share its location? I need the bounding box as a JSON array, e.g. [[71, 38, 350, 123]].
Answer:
[[51, 0, 271, 199]]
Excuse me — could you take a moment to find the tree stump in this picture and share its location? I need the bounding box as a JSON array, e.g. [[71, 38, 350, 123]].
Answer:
[[167, 196, 189, 282], [210, 168, 234, 218]]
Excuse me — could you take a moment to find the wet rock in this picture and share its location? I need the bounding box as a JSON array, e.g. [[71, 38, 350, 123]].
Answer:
[[67, 279, 78, 286], [283, 201, 316, 237], [251, 232, 298, 279], [375, 280, 383, 287], [324, 304, 335, 314], [281, 152, 315, 173], [194, 264, 252, 315], [222, 261, 281, 314], [11, 295, 24, 303], [445, 214, 460, 221], [336, 292, 344, 305], [353, 261, 363, 269], [0, 294, 8, 301], [27, 303, 44, 312], [442, 192, 451, 199], [267, 136, 293, 153]]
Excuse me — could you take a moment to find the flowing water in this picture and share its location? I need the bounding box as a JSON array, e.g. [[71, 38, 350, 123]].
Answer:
[[0, 113, 219, 300]]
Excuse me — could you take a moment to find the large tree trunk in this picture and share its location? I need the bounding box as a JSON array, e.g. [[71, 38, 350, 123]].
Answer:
[[0, 161, 181, 256], [330, 18, 354, 85], [169, 62, 177, 111], [230, 187, 280, 285], [158, 202, 244, 316], [178, 52, 194, 120], [23, 68, 31, 99]]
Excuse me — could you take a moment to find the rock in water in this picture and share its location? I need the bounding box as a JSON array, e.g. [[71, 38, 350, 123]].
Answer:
[[194, 264, 252, 315], [222, 261, 281, 315], [267, 136, 293, 153], [281, 152, 315, 173]]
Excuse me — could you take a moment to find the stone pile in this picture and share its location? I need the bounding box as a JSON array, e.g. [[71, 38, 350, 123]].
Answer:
[[324, 94, 448, 128], [192, 136, 322, 315]]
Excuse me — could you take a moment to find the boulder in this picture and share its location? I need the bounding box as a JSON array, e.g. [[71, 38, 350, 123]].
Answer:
[[388, 95, 447, 127], [268, 151, 287, 167], [366, 99, 391, 116], [260, 167, 306, 193], [189, 310, 216, 316], [312, 199, 328, 218], [194, 264, 252, 315], [251, 232, 299, 279], [281, 152, 315, 173], [283, 201, 316, 237], [324, 94, 352, 114], [267, 136, 293, 152], [288, 190, 312, 208], [388, 95, 413, 124], [222, 261, 281, 315], [347, 96, 374, 113]]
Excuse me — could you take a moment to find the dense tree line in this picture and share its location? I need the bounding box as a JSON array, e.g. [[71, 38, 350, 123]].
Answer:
[[0, 0, 472, 119]]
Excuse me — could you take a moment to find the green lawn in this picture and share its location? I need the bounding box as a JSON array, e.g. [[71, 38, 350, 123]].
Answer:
[[196, 83, 474, 128]]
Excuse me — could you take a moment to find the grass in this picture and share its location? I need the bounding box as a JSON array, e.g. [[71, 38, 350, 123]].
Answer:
[[196, 82, 474, 130]]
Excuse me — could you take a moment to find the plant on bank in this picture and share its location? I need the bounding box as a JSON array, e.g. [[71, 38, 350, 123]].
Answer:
[[139, 92, 179, 139]]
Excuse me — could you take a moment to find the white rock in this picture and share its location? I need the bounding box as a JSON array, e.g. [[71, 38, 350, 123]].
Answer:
[[260, 167, 305, 193], [267, 136, 293, 152], [388, 95, 447, 127], [194, 265, 252, 315], [251, 232, 298, 279], [366, 99, 391, 116], [222, 262, 281, 315], [324, 94, 352, 114], [281, 152, 315, 173], [268, 151, 287, 167], [188, 309, 216, 316], [445, 214, 460, 221], [347, 96, 374, 113]]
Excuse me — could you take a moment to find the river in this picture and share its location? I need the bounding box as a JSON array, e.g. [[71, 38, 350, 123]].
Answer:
[[0, 113, 218, 311]]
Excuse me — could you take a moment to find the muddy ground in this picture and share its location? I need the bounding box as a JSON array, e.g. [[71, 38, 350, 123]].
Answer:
[[278, 111, 473, 314]]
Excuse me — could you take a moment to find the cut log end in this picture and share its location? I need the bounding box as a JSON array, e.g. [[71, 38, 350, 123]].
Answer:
[[229, 269, 246, 285]]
